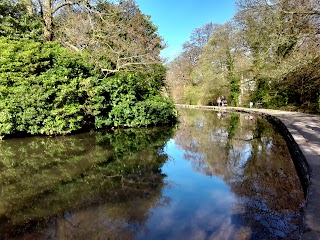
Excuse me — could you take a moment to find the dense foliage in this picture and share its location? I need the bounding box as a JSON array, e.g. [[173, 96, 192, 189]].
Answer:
[[0, 0, 43, 40], [166, 0, 319, 113], [0, 0, 177, 139], [0, 38, 94, 137], [87, 71, 177, 129]]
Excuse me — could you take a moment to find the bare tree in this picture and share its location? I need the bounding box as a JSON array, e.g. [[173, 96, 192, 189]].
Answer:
[[16, 0, 165, 75], [54, 0, 164, 75], [182, 22, 216, 66], [25, 0, 90, 41]]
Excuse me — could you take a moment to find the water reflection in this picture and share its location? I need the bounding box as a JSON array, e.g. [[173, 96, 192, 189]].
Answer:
[[0, 127, 174, 239], [0, 108, 304, 239], [173, 108, 304, 239]]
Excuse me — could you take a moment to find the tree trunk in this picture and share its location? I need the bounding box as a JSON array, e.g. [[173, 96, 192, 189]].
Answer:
[[23, 0, 34, 15], [43, 0, 54, 41]]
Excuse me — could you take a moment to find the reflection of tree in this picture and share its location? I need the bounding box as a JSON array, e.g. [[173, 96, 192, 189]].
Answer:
[[227, 113, 240, 139], [0, 127, 175, 239], [229, 123, 304, 239], [175, 108, 227, 175], [174, 107, 304, 239]]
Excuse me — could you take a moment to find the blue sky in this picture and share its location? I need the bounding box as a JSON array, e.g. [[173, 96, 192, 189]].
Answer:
[[135, 0, 237, 61]]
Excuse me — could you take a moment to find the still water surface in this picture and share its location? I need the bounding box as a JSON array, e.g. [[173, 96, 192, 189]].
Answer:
[[0, 108, 304, 239]]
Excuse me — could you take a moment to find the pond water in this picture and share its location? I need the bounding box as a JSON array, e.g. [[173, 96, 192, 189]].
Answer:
[[0, 108, 304, 240]]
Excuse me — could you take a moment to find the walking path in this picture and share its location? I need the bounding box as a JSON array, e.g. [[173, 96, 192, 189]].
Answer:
[[176, 105, 320, 239]]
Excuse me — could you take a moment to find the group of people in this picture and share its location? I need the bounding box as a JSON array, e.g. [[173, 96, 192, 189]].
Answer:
[[216, 96, 227, 107], [215, 97, 257, 108]]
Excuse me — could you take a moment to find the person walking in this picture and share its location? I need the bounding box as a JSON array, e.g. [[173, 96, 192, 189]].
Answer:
[[217, 97, 221, 107]]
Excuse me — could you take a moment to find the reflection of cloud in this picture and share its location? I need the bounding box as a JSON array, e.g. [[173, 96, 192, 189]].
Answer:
[[138, 188, 242, 240]]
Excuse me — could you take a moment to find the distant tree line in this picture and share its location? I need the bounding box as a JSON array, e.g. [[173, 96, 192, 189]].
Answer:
[[166, 0, 319, 112], [0, 0, 177, 139]]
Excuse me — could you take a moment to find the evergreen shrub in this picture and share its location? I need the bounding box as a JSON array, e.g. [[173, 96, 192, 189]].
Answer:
[[0, 37, 177, 139]]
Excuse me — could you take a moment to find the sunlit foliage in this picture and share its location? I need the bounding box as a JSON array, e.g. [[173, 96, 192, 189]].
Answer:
[[166, 0, 320, 112]]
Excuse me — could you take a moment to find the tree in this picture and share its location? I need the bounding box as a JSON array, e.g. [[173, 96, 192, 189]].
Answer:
[[182, 22, 216, 67], [197, 22, 242, 105], [0, 0, 177, 138], [51, 0, 165, 75], [234, 0, 320, 109], [165, 55, 194, 103], [0, 37, 177, 138], [165, 23, 215, 104], [164, 0, 319, 110], [23, 0, 89, 41]]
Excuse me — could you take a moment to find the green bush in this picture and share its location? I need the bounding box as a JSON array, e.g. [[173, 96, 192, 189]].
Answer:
[[108, 95, 177, 127], [0, 37, 177, 139], [0, 0, 43, 40], [92, 73, 177, 128], [0, 37, 96, 137]]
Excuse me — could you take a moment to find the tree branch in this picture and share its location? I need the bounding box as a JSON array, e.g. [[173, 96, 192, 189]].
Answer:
[[61, 41, 80, 52], [101, 61, 155, 74], [37, 0, 43, 18], [282, 10, 320, 16], [52, 0, 83, 15]]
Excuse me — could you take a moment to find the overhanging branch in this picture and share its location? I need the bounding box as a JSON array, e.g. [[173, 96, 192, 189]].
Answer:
[[281, 10, 320, 16], [52, 0, 83, 14]]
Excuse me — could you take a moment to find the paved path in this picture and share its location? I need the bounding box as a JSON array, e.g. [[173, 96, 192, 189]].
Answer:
[[177, 105, 320, 239]]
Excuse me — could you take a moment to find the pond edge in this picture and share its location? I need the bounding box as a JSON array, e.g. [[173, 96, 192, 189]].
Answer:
[[175, 104, 319, 239]]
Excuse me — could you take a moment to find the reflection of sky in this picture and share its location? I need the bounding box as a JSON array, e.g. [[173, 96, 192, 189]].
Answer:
[[234, 142, 252, 169], [136, 139, 238, 239], [135, 111, 303, 239]]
